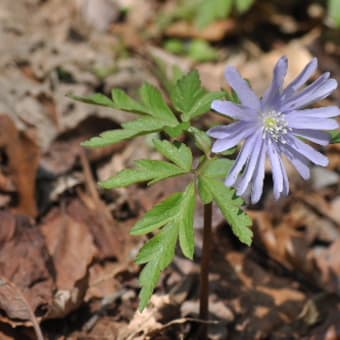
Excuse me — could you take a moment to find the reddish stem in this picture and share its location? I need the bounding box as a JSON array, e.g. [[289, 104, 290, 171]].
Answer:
[[199, 202, 213, 337]]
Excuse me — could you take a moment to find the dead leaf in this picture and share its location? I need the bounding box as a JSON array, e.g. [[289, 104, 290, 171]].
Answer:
[[0, 114, 40, 217], [0, 278, 44, 340], [41, 200, 96, 318], [166, 20, 236, 42], [0, 210, 55, 323], [75, 0, 120, 32]]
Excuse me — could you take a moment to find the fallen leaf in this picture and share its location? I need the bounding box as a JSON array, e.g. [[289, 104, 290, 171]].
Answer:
[[0, 210, 54, 323], [41, 200, 97, 318], [166, 20, 236, 42], [0, 114, 40, 217]]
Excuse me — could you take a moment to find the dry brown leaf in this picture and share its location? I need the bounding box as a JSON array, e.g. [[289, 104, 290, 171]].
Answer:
[[0, 278, 44, 340], [0, 114, 40, 217], [41, 200, 96, 318], [75, 0, 120, 32], [166, 20, 236, 42], [0, 211, 54, 324], [118, 295, 170, 340]]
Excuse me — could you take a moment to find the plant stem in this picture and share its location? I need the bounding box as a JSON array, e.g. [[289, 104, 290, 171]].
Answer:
[[199, 202, 213, 337]]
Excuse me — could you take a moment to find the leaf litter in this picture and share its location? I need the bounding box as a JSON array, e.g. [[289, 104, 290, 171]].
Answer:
[[1, 0, 340, 339]]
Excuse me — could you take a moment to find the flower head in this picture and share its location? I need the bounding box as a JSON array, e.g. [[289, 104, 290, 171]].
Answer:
[[208, 56, 339, 203]]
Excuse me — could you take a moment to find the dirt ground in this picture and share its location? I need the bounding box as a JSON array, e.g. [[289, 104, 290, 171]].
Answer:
[[1, 0, 340, 339]]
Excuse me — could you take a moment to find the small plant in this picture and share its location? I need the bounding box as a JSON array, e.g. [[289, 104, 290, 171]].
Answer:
[[74, 57, 339, 337], [158, 0, 255, 30]]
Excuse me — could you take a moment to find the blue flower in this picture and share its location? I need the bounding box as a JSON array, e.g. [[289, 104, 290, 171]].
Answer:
[[208, 56, 339, 203]]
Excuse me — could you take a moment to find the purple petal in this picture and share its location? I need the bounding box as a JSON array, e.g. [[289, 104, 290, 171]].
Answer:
[[208, 121, 245, 139], [288, 135, 329, 166], [211, 124, 256, 153], [282, 143, 311, 179], [225, 132, 259, 186], [293, 129, 330, 146], [288, 106, 340, 118], [236, 133, 263, 196], [225, 67, 261, 110], [267, 142, 283, 199], [211, 100, 258, 121], [282, 73, 337, 110], [251, 142, 267, 204], [285, 115, 339, 130], [279, 156, 289, 196], [262, 56, 288, 110], [283, 58, 318, 96]]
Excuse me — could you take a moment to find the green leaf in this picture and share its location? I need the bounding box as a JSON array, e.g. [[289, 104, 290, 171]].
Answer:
[[235, 0, 254, 13], [188, 39, 219, 63], [111, 88, 149, 114], [195, 0, 232, 28], [82, 116, 169, 148], [122, 116, 168, 132], [188, 127, 212, 156], [99, 159, 186, 189], [164, 121, 190, 138], [153, 139, 193, 172], [131, 193, 183, 235], [139, 83, 178, 125], [329, 130, 340, 143], [172, 70, 224, 121], [198, 177, 213, 204], [134, 182, 196, 310], [81, 129, 138, 148], [153, 58, 185, 96], [199, 176, 253, 246], [172, 70, 205, 119], [70, 93, 116, 108], [164, 39, 186, 54], [133, 183, 196, 259], [187, 91, 225, 119], [178, 183, 196, 259], [137, 222, 178, 310], [199, 158, 234, 179]]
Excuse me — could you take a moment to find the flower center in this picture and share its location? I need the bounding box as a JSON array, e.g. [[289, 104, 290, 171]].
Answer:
[[261, 110, 290, 144]]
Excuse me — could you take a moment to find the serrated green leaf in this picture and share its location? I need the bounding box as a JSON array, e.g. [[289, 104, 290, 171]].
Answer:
[[172, 70, 205, 117], [132, 182, 197, 310], [329, 130, 340, 144], [99, 159, 186, 189], [200, 176, 253, 246], [122, 116, 168, 132], [188, 127, 212, 156], [154, 58, 185, 96], [137, 223, 178, 310], [172, 70, 223, 121], [139, 83, 178, 125], [164, 121, 190, 138], [70, 93, 116, 108], [81, 129, 138, 148], [138, 260, 161, 311], [82, 116, 169, 148], [178, 183, 196, 259], [198, 177, 213, 204], [111, 88, 149, 114], [131, 193, 183, 235], [187, 91, 225, 119], [153, 139, 193, 172], [199, 158, 234, 179]]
